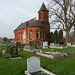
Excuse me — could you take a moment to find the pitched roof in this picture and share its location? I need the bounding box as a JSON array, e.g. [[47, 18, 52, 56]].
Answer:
[[14, 19, 44, 31], [38, 3, 49, 12], [28, 20, 44, 27], [15, 23, 25, 31]]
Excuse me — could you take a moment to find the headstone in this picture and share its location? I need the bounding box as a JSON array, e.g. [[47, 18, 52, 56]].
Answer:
[[24, 44, 31, 49], [16, 42, 21, 47], [50, 43, 55, 47], [27, 56, 41, 73], [2, 50, 6, 55], [39, 41, 43, 46], [10, 46, 18, 58], [67, 43, 71, 46], [36, 43, 40, 49], [32, 41, 37, 46], [43, 42, 48, 48], [7, 46, 10, 53]]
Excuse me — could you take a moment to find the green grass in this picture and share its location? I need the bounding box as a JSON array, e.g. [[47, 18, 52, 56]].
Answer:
[[0, 45, 75, 75], [41, 47, 75, 53]]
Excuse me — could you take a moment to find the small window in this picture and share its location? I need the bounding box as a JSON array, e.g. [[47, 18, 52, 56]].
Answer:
[[36, 31, 39, 39], [29, 29, 33, 40], [39, 13, 42, 19], [44, 13, 47, 19], [30, 32, 32, 39]]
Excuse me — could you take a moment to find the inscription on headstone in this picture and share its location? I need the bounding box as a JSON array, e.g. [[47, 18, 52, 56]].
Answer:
[[27, 56, 40, 73]]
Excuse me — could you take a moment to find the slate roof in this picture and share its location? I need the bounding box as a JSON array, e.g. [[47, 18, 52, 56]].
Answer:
[[14, 20, 44, 31], [15, 23, 25, 31], [38, 3, 49, 12]]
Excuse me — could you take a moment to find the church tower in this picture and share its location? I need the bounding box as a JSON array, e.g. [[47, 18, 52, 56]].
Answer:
[[38, 3, 49, 21]]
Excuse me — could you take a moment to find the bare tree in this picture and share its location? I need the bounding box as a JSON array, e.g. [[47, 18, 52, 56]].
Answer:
[[47, 0, 75, 43]]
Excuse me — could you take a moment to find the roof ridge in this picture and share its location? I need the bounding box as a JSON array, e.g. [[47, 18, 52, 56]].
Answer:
[[24, 17, 36, 23]]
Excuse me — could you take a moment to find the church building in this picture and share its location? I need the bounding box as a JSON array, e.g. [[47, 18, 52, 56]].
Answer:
[[14, 3, 50, 44]]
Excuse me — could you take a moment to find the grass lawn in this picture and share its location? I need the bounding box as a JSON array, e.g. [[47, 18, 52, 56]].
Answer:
[[0, 45, 75, 75]]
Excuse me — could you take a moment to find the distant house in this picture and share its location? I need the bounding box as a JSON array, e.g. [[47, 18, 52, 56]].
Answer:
[[14, 3, 51, 44], [8, 39, 14, 43]]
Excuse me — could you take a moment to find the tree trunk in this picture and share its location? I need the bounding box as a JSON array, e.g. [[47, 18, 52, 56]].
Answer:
[[65, 30, 70, 44]]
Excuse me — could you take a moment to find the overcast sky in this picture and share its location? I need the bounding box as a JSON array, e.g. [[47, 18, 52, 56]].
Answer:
[[0, 0, 49, 38]]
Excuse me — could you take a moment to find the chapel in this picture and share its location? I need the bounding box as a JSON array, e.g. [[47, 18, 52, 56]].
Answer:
[[14, 3, 51, 44]]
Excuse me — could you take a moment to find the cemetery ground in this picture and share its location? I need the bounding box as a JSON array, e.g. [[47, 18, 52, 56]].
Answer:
[[0, 45, 75, 75]]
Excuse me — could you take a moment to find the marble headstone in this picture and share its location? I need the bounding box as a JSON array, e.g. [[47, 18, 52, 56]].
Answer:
[[27, 56, 41, 73], [24, 45, 31, 49], [67, 43, 71, 46], [50, 43, 55, 47], [43, 42, 48, 48]]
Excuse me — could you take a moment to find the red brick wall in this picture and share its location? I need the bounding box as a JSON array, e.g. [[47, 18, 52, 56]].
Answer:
[[38, 11, 49, 21]]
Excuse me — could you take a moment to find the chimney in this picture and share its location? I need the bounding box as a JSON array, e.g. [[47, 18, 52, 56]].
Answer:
[[25, 21, 28, 26]]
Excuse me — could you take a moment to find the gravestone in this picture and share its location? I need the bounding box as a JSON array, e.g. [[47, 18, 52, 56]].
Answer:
[[7, 46, 10, 53], [32, 41, 37, 46], [10, 46, 18, 58], [39, 41, 43, 46], [50, 43, 55, 47], [27, 56, 41, 73], [36, 43, 40, 49], [16, 42, 21, 47], [43, 42, 48, 48], [67, 43, 71, 46], [24, 44, 31, 49], [25, 56, 56, 75], [2, 50, 6, 55]]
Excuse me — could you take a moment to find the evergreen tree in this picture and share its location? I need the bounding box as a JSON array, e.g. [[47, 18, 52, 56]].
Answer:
[[50, 32, 54, 43], [54, 30, 59, 43], [59, 29, 63, 41]]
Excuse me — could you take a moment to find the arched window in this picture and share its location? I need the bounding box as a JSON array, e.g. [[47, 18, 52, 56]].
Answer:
[[44, 13, 47, 19], [39, 13, 42, 19], [36, 31, 39, 39], [29, 29, 33, 40]]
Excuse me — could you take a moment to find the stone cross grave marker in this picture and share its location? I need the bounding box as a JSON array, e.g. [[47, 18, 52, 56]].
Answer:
[[27, 56, 41, 73], [43, 42, 48, 48]]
